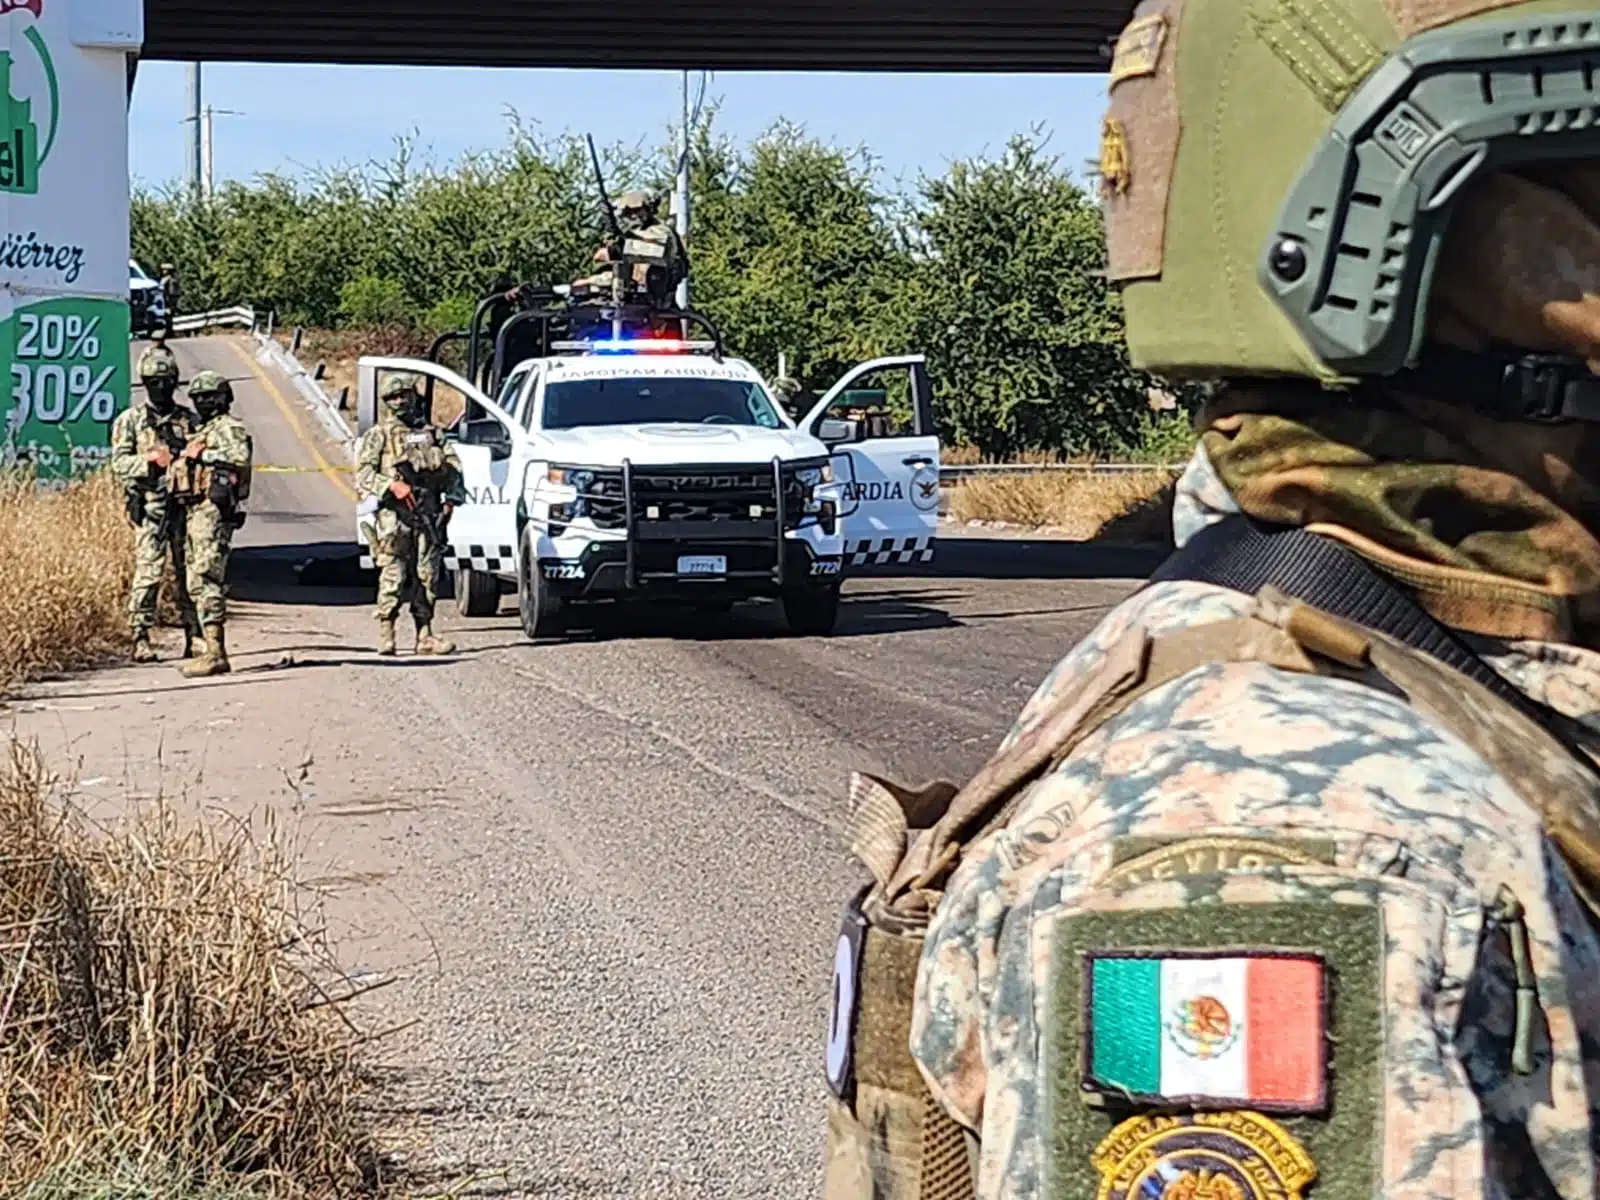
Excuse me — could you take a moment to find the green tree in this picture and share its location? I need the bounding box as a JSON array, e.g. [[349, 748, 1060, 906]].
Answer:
[[688, 120, 906, 388], [893, 131, 1171, 459], [129, 114, 1193, 461]]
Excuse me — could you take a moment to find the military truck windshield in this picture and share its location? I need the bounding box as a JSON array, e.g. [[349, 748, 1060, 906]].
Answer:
[[541, 376, 785, 430]]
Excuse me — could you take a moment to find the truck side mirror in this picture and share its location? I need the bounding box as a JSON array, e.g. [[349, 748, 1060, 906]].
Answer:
[[819, 417, 853, 444]]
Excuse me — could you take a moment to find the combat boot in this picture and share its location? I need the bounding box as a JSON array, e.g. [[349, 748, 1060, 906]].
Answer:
[[131, 630, 157, 663], [414, 622, 456, 656], [377, 617, 397, 657], [179, 623, 231, 678]]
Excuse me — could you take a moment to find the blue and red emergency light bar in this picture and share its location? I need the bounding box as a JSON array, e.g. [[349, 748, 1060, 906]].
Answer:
[[551, 337, 718, 355]]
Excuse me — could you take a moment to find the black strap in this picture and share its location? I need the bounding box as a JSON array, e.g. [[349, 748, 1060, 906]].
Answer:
[[1151, 516, 1562, 726], [1388, 345, 1600, 423]]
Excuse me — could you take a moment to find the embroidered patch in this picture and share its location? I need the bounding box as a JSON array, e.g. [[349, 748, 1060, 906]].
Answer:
[[1042, 898, 1380, 1200], [1090, 1112, 1317, 1200], [1083, 951, 1329, 1113], [1099, 116, 1131, 197], [1101, 835, 1337, 889], [1109, 13, 1169, 85]]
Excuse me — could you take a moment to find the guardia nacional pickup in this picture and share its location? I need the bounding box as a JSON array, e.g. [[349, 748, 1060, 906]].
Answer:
[[353, 329, 941, 640]]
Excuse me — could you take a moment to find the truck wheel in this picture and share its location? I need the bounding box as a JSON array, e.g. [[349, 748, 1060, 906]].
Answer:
[[456, 567, 500, 617], [782, 583, 841, 636], [517, 529, 563, 641]]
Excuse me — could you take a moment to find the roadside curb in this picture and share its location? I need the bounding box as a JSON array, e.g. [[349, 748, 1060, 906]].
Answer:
[[250, 329, 357, 460]]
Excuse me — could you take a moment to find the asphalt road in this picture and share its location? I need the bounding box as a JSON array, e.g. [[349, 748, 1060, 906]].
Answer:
[[17, 335, 1161, 1197]]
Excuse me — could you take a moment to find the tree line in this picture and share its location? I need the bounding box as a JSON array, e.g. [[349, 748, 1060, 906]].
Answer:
[[131, 109, 1196, 460]]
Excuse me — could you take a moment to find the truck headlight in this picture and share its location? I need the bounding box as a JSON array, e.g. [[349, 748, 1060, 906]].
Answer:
[[783, 459, 835, 524], [790, 462, 834, 489], [546, 465, 626, 528], [547, 465, 597, 491]]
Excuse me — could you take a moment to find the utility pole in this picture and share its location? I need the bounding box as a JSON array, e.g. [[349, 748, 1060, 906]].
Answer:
[[674, 69, 691, 311], [197, 105, 244, 202], [186, 63, 202, 198]]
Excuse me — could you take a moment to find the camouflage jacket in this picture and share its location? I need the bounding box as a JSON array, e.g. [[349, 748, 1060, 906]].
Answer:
[[355, 418, 465, 506], [905, 445, 1600, 1200], [168, 412, 253, 505], [583, 220, 687, 298], [109, 403, 196, 492]]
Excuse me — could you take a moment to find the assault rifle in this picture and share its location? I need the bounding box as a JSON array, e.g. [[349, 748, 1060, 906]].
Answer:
[[585, 132, 625, 341], [383, 459, 454, 548]]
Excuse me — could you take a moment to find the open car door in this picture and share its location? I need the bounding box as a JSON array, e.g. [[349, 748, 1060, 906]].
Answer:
[[354, 357, 522, 612], [802, 355, 939, 570]]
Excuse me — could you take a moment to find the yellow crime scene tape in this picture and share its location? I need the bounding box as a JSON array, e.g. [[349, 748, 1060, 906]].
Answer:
[[255, 464, 355, 474]]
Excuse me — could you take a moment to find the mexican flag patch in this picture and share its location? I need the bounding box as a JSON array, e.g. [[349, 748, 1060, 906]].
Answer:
[[1082, 951, 1328, 1113]]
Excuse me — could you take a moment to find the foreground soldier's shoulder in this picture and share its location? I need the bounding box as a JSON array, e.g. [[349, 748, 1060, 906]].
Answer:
[[1003, 580, 1257, 746]]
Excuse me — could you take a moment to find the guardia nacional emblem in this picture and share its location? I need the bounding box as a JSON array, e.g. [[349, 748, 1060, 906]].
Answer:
[[1091, 1112, 1316, 1200]]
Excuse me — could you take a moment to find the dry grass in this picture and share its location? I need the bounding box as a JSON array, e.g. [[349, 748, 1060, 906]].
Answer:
[[0, 736, 385, 1198], [0, 471, 138, 690], [947, 468, 1178, 545]]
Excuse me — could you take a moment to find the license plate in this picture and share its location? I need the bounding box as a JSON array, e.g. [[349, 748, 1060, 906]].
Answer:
[[677, 554, 727, 577]]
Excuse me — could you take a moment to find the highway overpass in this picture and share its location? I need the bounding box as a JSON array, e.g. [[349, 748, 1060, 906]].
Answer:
[[138, 0, 1133, 72]]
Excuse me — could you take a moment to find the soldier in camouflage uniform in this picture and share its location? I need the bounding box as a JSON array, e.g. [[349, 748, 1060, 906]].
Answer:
[[170, 370, 252, 679], [158, 263, 179, 337], [574, 190, 688, 309], [356, 373, 465, 657], [823, 1, 1600, 1198], [111, 343, 201, 663]]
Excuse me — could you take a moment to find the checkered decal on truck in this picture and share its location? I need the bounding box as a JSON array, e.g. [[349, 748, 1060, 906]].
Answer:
[[358, 544, 515, 573], [847, 536, 934, 566], [456, 544, 516, 573]]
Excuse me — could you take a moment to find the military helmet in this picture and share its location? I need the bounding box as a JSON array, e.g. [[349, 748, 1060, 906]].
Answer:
[[616, 190, 653, 214], [136, 345, 178, 383], [188, 369, 231, 402], [160, 262, 175, 272], [1102, 0, 1600, 388], [380, 373, 421, 403]]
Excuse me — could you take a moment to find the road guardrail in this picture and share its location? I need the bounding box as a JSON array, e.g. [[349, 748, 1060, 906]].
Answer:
[[170, 305, 257, 334]]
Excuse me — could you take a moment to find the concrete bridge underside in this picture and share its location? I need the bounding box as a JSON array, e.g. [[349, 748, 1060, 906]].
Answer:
[[139, 1, 1132, 72]]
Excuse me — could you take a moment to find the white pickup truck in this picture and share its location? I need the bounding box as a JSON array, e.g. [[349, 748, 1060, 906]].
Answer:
[[353, 335, 941, 639]]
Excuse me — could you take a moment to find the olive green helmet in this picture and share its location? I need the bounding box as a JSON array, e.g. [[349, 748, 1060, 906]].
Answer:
[[1103, 0, 1600, 386], [186, 369, 233, 416], [381, 372, 421, 403], [616, 190, 654, 215], [136, 345, 178, 383]]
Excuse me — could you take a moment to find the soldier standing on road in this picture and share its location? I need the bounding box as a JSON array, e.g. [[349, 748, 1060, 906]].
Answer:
[[158, 262, 180, 337], [823, 0, 1600, 1197], [110, 344, 201, 663], [169, 370, 252, 679], [575, 191, 688, 310], [356, 374, 465, 658]]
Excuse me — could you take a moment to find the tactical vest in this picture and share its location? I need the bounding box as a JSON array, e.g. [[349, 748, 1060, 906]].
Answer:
[[133, 411, 191, 490], [823, 575, 1600, 1200], [394, 427, 450, 476], [168, 421, 253, 507]]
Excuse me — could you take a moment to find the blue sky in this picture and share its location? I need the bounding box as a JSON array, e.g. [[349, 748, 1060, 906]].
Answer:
[[127, 63, 1109, 196]]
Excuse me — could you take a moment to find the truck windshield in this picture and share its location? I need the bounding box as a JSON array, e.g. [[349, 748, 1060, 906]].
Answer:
[[541, 376, 785, 431]]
